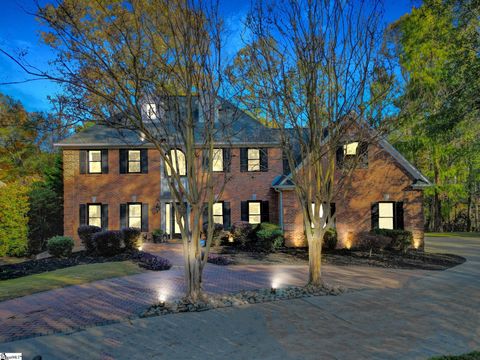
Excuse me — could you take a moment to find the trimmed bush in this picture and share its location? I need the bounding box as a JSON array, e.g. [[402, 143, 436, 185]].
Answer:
[[322, 228, 337, 251], [357, 232, 392, 254], [47, 236, 74, 258], [136, 252, 172, 271], [92, 230, 123, 256], [122, 227, 142, 250], [152, 228, 164, 243], [207, 253, 234, 265], [203, 223, 227, 247], [255, 222, 284, 252], [231, 222, 255, 249], [77, 225, 102, 253], [372, 229, 413, 252], [0, 182, 29, 257]]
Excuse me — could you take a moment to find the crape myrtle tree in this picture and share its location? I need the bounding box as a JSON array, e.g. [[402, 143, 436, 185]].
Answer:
[[21, 0, 234, 301], [230, 0, 395, 285]]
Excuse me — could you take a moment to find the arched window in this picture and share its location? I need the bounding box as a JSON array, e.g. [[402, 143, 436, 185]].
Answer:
[[166, 149, 186, 176]]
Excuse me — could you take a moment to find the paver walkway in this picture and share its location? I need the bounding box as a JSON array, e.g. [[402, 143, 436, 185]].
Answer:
[[0, 244, 428, 343]]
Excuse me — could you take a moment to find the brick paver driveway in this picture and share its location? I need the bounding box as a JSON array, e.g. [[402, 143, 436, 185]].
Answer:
[[2, 235, 479, 359]]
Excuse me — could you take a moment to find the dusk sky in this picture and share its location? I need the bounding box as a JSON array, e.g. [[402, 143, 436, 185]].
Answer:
[[0, 0, 415, 112]]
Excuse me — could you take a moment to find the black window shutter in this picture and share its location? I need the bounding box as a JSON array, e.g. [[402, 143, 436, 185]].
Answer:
[[79, 204, 86, 226], [240, 148, 247, 172], [101, 150, 109, 174], [79, 151, 87, 174], [223, 148, 231, 172], [202, 202, 208, 228], [371, 203, 379, 230], [119, 150, 127, 174], [260, 148, 268, 172], [395, 202, 404, 230], [120, 204, 127, 229], [241, 201, 248, 221], [282, 151, 290, 175], [336, 146, 344, 169], [261, 201, 270, 222], [359, 142, 368, 168], [101, 204, 108, 230], [223, 202, 231, 229], [202, 150, 209, 171], [141, 203, 149, 232], [141, 149, 148, 173]]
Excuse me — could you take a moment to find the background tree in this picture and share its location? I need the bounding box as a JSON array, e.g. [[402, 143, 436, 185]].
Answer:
[[231, 0, 394, 285], [389, 0, 480, 231], [25, 0, 235, 301]]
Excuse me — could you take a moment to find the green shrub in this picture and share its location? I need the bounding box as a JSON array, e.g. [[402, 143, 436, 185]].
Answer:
[[92, 230, 123, 256], [322, 228, 337, 251], [255, 222, 284, 252], [372, 229, 413, 252], [0, 182, 29, 257], [231, 222, 255, 249], [357, 231, 391, 253], [77, 225, 102, 253], [203, 223, 227, 247], [151, 228, 164, 243], [47, 236, 74, 258], [122, 227, 142, 250]]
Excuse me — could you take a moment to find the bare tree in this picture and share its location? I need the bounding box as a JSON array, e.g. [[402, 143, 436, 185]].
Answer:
[[1, 0, 235, 301], [230, 0, 395, 285]]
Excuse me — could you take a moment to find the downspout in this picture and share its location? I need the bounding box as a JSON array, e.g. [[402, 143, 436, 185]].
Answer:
[[274, 188, 284, 231]]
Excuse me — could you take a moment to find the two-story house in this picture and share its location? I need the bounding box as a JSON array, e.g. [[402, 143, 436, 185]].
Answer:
[[55, 99, 430, 249]]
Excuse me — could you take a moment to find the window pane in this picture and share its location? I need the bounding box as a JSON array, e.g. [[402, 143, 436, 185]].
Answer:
[[168, 150, 186, 176], [128, 161, 141, 173], [213, 215, 223, 225], [249, 215, 261, 224], [249, 202, 261, 215], [143, 103, 157, 119], [89, 151, 101, 162], [89, 205, 101, 218], [248, 160, 260, 171], [129, 217, 142, 229], [89, 217, 102, 227], [129, 204, 142, 217], [129, 150, 140, 161], [165, 203, 171, 235], [379, 217, 394, 230], [212, 149, 223, 171], [248, 149, 260, 159], [344, 142, 359, 156], [379, 203, 393, 217], [213, 202, 223, 216], [89, 162, 102, 173], [174, 215, 184, 233]]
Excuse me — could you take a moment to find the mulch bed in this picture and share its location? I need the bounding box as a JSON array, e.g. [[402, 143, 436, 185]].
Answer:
[[217, 246, 466, 270], [0, 250, 171, 281]]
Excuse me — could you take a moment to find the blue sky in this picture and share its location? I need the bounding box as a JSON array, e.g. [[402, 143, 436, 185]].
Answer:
[[0, 0, 415, 112]]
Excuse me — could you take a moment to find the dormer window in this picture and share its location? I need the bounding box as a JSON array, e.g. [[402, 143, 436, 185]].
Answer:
[[336, 141, 368, 169], [344, 142, 359, 156], [143, 103, 157, 120]]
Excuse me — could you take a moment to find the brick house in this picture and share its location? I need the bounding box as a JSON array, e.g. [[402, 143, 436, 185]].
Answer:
[[56, 99, 430, 249]]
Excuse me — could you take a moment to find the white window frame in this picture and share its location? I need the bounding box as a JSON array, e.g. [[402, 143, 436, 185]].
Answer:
[[212, 148, 223, 172], [143, 103, 157, 120], [248, 201, 261, 224], [128, 203, 142, 229], [128, 150, 141, 173], [213, 202, 223, 225], [88, 204, 102, 228], [378, 202, 394, 230], [247, 149, 261, 172], [88, 150, 102, 174], [166, 149, 186, 176]]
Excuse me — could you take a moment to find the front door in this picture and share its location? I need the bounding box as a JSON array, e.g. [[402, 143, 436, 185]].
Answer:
[[165, 202, 184, 238]]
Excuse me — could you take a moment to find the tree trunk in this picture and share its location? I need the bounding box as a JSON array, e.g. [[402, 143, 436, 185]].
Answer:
[[467, 194, 472, 232], [307, 232, 322, 286], [183, 236, 203, 303]]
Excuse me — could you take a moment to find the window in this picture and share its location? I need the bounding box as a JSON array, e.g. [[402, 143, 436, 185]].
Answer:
[[213, 202, 223, 225], [166, 149, 186, 176], [165, 203, 184, 234], [212, 149, 223, 172], [128, 203, 142, 229], [143, 103, 157, 120], [378, 202, 394, 230], [88, 204, 102, 227], [247, 149, 260, 171], [344, 142, 359, 156], [310, 203, 326, 228], [248, 201, 261, 224], [128, 150, 141, 173], [88, 150, 102, 173]]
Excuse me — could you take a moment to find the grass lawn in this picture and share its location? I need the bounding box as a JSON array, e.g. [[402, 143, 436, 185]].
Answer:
[[426, 232, 480, 238], [0, 261, 144, 301], [430, 351, 480, 359]]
